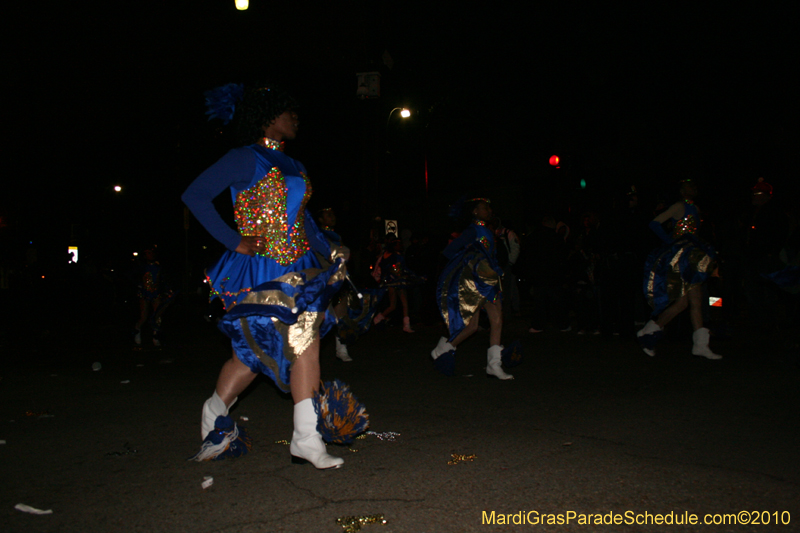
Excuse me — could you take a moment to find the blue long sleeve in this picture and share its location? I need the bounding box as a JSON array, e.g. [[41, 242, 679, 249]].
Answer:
[[649, 220, 672, 244], [182, 148, 256, 251]]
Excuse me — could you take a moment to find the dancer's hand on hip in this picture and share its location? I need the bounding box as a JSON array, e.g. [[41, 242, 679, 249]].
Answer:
[[236, 236, 266, 256]]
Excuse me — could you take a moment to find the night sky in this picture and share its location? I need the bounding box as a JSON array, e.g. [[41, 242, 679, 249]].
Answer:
[[5, 2, 799, 267]]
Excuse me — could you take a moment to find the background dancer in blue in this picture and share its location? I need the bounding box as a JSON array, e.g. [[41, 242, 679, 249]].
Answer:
[[430, 198, 514, 379], [182, 83, 347, 468], [637, 180, 721, 360], [373, 235, 418, 333]]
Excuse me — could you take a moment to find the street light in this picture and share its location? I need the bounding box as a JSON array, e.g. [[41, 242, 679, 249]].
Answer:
[[235, 0, 248, 10], [387, 107, 411, 126], [114, 185, 122, 192]]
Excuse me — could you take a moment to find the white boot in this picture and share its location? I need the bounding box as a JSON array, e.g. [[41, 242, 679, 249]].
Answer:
[[692, 327, 722, 360], [289, 398, 344, 469], [373, 313, 385, 325], [638, 320, 662, 335], [486, 345, 514, 380], [431, 336, 455, 360], [636, 320, 663, 356], [201, 391, 237, 439], [402, 316, 415, 333], [335, 337, 352, 362]]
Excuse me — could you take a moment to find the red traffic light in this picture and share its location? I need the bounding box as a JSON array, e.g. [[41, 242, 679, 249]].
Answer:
[[549, 155, 560, 167]]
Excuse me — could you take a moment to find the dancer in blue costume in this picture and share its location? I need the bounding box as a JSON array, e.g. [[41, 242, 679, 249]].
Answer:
[[317, 207, 387, 361], [637, 180, 721, 359], [372, 236, 420, 333], [133, 246, 174, 347], [182, 83, 347, 468], [317, 207, 353, 362], [430, 199, 514, 379]]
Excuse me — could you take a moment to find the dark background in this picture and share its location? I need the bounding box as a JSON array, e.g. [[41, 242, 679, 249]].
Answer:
[[3, 2, 798, 287]]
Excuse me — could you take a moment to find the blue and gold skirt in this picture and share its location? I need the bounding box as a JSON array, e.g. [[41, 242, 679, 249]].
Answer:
[[209, 251, 346, 392], [644, 235, 716, 317], [437, 244, 502, 342]]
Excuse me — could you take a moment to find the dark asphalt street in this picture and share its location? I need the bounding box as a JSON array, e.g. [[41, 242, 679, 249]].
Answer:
[[1, 303, 798, 533]]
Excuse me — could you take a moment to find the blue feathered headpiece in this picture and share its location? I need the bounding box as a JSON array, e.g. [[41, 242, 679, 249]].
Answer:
[[204, 83, 245, 125]]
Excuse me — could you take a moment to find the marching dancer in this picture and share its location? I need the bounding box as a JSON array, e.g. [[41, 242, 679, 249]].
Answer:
[[182, 82, 348, 468], [372, 235, 418, 333], [637, 179, 721, 359], [430, 198, 514, 379]]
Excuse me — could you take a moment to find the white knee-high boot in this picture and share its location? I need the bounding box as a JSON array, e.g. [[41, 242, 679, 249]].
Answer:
[[289, 398, 344, 469], [486, 345, 514, 380], [201, 391, 237, 440], [636, 320, 663, 356], [403, 316, 415, 333], [431, 336, 455, 360], [692, 327, 722, 360], [335, 337, 352, 362]]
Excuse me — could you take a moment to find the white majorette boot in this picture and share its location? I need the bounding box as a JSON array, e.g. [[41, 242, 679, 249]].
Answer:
[[431, 336, 454, 360], [289, 398, 344, 469], [335, 337, 352, 362], [692, 327, 722, 360], [636, 320, 663, 356], [402, 316, 415, 333], [486, 345, 514, 380], [201, 391, 237, 440]]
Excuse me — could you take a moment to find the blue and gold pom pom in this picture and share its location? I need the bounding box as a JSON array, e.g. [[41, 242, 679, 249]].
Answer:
[[501, 340, 524, 368], [190, 416, 252, 461], [313, 380, 369, 444]]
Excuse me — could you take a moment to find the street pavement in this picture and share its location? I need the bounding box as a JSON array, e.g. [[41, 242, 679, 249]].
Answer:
[[1, 303, 798, 533]]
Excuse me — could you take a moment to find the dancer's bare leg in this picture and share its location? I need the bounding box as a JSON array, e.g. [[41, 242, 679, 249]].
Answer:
[[399, 289, 410, 317], [334, 299, 348, 320], [382, 288, 397, 317], [484, 300, 503, 347], [451, 308, 481, 347], [687, 286, 703, 331], [290, 337, 321, 404], [215, 350, 258, 406], [655, 293, 688, 329], [135, 299, 149, 330]]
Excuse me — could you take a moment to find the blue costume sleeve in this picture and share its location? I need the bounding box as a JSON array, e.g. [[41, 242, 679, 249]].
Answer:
[[182, 148, 256, 251], [648, 220, 672, 244], [442, 226, 478, 259]]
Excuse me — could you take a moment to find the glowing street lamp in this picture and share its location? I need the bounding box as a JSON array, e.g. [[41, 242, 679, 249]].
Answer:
[[235, 0, 248, 10], [114, 185, 122, 192], [387, 107, 411, 126]]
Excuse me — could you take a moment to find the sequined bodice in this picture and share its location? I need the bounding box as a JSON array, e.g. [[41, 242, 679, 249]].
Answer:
[[143, 263, 160, 292], [233, 141, 312, 266], [671, 201, 700, 239]]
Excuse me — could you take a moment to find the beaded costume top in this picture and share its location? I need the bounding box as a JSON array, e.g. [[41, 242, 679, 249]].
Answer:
[[671, 200, 700, 240], [233, 138, 312, 266]]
